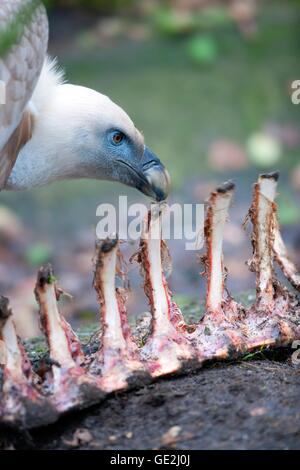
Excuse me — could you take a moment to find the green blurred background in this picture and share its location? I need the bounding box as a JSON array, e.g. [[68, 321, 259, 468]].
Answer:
[[0, 0, 300, 336]]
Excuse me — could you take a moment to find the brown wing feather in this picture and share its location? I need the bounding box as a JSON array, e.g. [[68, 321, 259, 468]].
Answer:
[[0, 109, 34, 186], [0, 0, 48, 189]]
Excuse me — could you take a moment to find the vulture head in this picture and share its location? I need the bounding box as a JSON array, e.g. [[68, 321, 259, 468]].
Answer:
[[57, 84, 171, 202], [5, 62, 170, 202], [1, 3, 169, 202]]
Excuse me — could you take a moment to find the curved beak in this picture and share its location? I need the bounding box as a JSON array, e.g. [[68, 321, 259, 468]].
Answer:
[[115, 147, 170, 202], [138, 147, 171, 201]]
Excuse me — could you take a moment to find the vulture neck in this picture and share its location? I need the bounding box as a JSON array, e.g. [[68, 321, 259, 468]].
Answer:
[[5, 112, 96, 190], [5, 58, 93, 190]]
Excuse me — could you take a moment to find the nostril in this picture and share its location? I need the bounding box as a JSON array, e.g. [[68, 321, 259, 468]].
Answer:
[[142, 159, 159, 171]]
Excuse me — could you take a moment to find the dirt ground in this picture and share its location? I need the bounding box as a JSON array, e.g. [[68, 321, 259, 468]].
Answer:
[[1, 352, 300, 450]]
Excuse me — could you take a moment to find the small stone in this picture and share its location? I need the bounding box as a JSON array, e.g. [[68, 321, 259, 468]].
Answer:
[[250, 407, 267, 417], [161, 425, 182, 446], [63, 428, 93, 447], [75, 428, 93, 444]]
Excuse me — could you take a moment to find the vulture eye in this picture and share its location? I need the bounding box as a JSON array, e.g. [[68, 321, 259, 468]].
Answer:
[[112, 131, 125, 145]]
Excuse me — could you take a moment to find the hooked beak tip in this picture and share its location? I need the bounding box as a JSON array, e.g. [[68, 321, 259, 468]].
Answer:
[[143, 164, 171, 202]]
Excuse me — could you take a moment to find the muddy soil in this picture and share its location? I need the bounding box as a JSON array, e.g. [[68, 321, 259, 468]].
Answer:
[[1, 353, 300, 450]]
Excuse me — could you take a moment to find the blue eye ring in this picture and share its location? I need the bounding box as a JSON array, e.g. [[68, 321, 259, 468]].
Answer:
[[111, 131, 125, 145]]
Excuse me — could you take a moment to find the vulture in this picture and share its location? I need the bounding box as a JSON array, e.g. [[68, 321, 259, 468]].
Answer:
[[0, 0, 171, 425], [0, 0, 170, 199], [1, 3, 300, 431]]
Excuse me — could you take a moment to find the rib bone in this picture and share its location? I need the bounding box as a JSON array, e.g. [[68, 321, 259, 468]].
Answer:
[[92, 238, 147, 392], [138, 206, 194, 377], [245, 173, 300, 348], [195, 182, 246, 359], [248, 172, 278, 310], [0, 296, 56, 427], [34, 266, 102, 411], [205, 182, 235, 316], [273, 223, 300, 292]]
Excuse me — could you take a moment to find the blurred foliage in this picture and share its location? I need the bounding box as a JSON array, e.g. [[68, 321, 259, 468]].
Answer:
[[152, 5, 233, 37], [278, 192, 300, 225], [44, 0, 135, 14], [186, 34, 219, 65], [152, 7, 198, 36], [25, 243, 52, 266], [1, 0, 299, 236]]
